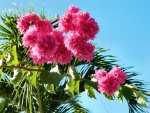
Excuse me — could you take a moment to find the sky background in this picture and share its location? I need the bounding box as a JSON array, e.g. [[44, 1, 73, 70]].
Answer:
[[0, 0, 150, 113]]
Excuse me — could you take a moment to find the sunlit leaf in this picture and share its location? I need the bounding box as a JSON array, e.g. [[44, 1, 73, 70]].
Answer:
[[7, 46, 19, 66]]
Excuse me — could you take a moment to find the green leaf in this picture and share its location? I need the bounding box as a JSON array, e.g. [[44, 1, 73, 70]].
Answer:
[[121, 86, 133, 101], [27, 71, 37, 88], [11, 69, 24, 84], [40, 71, 63, 86], [0, 24, 11, 34], [7, 46, 19, 66], [66, 78, 80, 96], [68, 66, 81, 79], [104, 94, 114, 100], [45, 84, 56, 94], [84, 82, 96, 99], [0, 98, 8, 112], [133, 90, 148, 107], [0, 69, 2, 81], [116, 87, 124, 102]]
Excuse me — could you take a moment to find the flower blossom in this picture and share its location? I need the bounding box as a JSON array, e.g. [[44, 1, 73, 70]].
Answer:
[[17, 13, 40, 34], [59, 5, 99, 41], [94, 67, 127, 95], [65, 32, 95, 62]]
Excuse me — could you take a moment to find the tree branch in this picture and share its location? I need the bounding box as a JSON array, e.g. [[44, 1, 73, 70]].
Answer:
[[0, 65, 43, 71]]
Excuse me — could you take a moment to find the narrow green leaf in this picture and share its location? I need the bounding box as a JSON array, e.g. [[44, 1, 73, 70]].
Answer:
[[0, 24, 11, 34]]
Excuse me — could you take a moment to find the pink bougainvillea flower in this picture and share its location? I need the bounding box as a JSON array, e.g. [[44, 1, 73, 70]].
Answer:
[[52, 44, 72, 65], [50, 29, 72, 64], [109, 66, 127, 84], [94, 69, 107, 80], [94, 67, 127, 96], [17, 13, 40, 34], [97, 73, 120, 96], [74, 11, 99, 40], [68, 5, 80, 13], [22, 26, 38, 47], [59, 5, 99, 40], [51, 28, 64, 43], [35, 19, 52, 33], [29, 33, 58, 64], [65, 33, 95, 61]]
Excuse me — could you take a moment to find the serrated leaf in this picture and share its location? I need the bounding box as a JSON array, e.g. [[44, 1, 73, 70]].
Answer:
[[7, 46, 19, 66], [84, 82, 96, 99], [27, 71, 37, 88], [40, 71, 63, 86], [45, 84, 56, 94]]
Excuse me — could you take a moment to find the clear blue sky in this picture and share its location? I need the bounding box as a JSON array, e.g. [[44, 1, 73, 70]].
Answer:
[[0, 0, 150, 113]]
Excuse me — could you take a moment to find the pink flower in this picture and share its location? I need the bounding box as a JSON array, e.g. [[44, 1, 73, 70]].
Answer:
[[22, 26, 38, 47], [68, 5, 80, 13], [74, 12, 99, 40], [17, 13, 40, 34], [50, 29, 72, 64], [35, 19, 52, 33], [52, 44, 72, 64], [29, 33, 58, 64], [94, 67, 127, 96], [109, 66, 127, 84], [94, 69, 107, 80], [51, 28, 64, 43], [97, 73, 120, 96], [65, 33, 95, 61], [59, 5, 99, 40]]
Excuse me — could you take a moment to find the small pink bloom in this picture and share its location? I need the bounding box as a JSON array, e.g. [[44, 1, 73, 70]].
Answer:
[[51, 28, 64, 43], [65, 33, 95, 61], [22, 26, 38, 47], [94, 69, 107, 80], [59, 6, 99, 40], [68, 5, 80, 13], [29, 33, 58, 64], [52, 44, 72, 65], [17, 13, 40, 34], [109, 66, 127, 84], [35, 19, 52, 33], [98, 73, 120, 96]]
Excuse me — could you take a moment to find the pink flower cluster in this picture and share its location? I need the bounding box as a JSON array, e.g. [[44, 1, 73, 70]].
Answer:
[[94, 66, 127, 96], [59, 5, 99, 61], [17, 5, 99, 64], [17, 13, 72, 64]]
